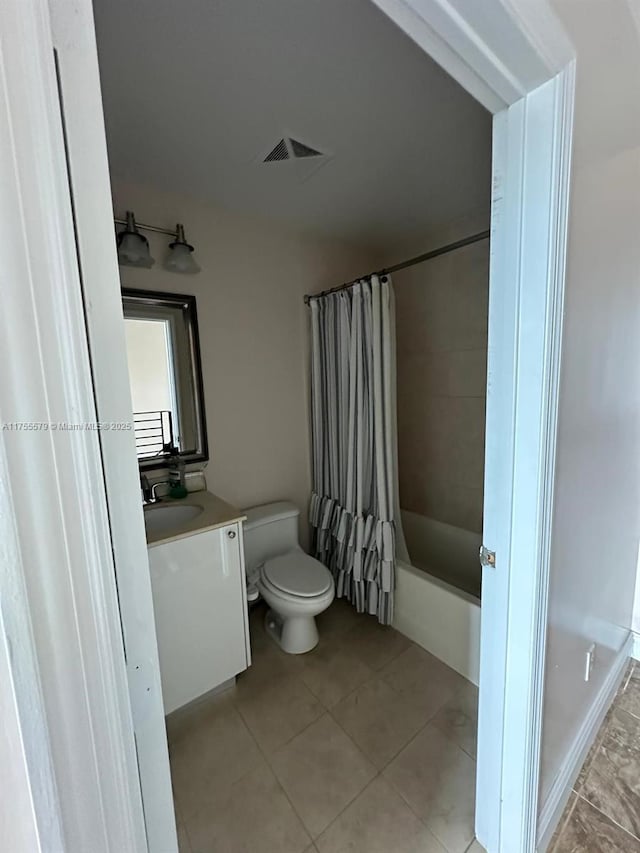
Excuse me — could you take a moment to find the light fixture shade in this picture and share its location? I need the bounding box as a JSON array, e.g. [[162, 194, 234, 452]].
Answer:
[[164, 223, 201, 274], [117, 211, 155, 268]]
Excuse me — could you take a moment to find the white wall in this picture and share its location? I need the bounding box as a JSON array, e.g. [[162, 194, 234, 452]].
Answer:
[[540, 0, 640, 801], [112, 180, 375, 545]]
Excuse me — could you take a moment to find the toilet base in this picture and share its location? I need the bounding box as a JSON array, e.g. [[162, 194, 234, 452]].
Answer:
[[264, 608, 319, 654]]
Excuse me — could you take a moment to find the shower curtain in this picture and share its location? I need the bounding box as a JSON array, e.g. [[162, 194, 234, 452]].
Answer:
[[309, 275, 398, 624]]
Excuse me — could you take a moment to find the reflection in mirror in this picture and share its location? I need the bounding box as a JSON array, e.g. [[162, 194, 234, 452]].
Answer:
[[122, 289, 208, 469]]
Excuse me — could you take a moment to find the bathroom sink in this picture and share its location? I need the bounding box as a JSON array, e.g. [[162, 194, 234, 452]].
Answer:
[[143, 503, 204, 535]]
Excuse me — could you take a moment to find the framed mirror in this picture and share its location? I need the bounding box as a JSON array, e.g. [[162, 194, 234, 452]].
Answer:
[[122, 288, 208, 470]]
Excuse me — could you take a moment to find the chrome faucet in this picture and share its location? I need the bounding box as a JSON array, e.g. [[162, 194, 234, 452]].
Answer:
[[149, 481, 171, 503], [140, 473, 170, 505]]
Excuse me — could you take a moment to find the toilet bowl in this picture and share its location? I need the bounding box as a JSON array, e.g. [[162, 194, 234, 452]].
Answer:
[[258, 551, 335, 653], [243, 501, 335, 654]]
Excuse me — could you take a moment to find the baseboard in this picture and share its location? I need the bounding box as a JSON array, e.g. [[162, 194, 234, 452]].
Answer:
[[536, 632, 633, 851], [632, 631, 640, 662]]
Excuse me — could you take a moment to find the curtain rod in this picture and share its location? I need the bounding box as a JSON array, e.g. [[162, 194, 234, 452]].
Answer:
[[114, 217, 178, 238], [303, 229, 490, 305]]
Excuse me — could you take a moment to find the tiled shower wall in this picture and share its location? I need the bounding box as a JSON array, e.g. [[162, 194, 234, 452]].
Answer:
[[394, 238, 489, 534]]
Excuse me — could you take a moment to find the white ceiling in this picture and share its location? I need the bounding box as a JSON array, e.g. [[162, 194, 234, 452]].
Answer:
[[93, 0, 492, 252]]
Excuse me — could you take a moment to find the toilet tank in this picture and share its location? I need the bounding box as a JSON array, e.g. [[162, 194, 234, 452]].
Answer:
[[242, 501, 301, 570]]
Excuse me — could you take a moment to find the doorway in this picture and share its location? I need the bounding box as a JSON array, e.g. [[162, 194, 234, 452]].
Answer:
[[39, 1, 576, 851]]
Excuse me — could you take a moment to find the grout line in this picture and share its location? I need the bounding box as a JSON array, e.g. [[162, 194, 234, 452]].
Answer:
[[575, 791, 640, 844], [312, 773, 382, 844], [262, 707, 379, 842], [232, 697, 314, 847]]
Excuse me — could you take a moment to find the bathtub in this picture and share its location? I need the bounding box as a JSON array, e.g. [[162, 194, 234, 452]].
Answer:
[[393, 510, 482, 685]]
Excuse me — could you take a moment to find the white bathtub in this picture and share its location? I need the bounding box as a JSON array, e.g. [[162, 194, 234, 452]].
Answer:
[[393, 510, 482, 685]]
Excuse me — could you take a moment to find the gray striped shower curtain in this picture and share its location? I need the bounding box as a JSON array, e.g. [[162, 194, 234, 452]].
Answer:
[[309, 275, 397, 624]]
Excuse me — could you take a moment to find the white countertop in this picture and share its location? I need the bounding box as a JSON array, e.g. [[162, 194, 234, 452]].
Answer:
[[144, 490, 246, 548]]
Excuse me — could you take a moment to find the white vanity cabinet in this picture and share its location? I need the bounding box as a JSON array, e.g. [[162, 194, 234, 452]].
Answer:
[[147, 519, 250, 714]]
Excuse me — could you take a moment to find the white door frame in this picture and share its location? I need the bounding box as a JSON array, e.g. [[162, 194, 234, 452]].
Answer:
[[0, 0, 148, 850], [1, 0, 575, 851], [50, 1, 177, 850], [371, 3, 575, 850]]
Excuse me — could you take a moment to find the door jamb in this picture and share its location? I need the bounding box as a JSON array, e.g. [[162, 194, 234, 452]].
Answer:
[[371, 3, 575, 850]]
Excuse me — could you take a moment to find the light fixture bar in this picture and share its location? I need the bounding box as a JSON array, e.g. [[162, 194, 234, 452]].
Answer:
[[114, 217, 177, 238]]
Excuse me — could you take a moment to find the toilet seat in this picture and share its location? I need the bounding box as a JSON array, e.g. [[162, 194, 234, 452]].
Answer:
[[263, 552, 332, 598]]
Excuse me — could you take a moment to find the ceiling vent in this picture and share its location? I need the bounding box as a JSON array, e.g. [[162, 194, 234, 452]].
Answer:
[[264, 138, 290, 162], [290, 138, 323, 159], [262, 136, 325, 163]]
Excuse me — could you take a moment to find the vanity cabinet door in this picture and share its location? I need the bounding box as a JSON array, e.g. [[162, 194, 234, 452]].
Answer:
[[148, 523, 249, 714]]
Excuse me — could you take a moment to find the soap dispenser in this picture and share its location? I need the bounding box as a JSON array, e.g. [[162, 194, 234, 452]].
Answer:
[[167, 449, 188, 499]]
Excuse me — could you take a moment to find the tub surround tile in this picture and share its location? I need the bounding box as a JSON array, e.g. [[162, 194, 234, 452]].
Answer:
[[185, 762, 311, 853], [270, 714, 377, 838], [315, 776, 446, 853], [395, 240, 489, 535], [553, 795, 640, 852], [384, 722, 476, 853]]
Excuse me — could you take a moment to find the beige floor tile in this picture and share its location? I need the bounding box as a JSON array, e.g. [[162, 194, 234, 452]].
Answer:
[[431, 679, 478, 759], [169, 700, 262, 821], [380, 644, 462, 720], [271, 713, 377, 838], [185, 761, 310, 853], [384, 723, 476, 853], [465, 840, 486, 852], [331, 677, 430, 769], [315, 598, 363, 640], [166, 688, 236, 745], [235, 673, 324, 754], [316, 776, 447, 853], [343, 617, 412, 671], [553, 794, 640, 852], [299, 638, 375, 708], [239, 637, 294, 693]]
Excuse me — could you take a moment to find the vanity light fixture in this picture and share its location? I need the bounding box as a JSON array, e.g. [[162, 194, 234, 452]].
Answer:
[[114, 211, 201, 275], [164, 224, 201, 275], [116, 211, 155, 268]]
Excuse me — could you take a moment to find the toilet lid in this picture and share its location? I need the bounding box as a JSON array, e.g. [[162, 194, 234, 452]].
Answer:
[[263, 552, 332, 597]]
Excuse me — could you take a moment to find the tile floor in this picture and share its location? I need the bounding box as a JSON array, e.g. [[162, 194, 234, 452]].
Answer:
[[168, 598, 481, 853], [550, 661, 640, 852]]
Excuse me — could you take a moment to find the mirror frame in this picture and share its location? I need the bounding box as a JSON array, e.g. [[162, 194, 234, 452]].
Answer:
[[121, 288, 209, 471]]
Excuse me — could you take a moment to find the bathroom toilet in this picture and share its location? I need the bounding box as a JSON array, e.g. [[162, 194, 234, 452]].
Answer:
[[243, 501, 334, 654]]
